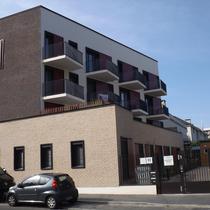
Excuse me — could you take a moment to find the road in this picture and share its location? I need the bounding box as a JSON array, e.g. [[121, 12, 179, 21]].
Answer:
[[1, 194, 210, 210]]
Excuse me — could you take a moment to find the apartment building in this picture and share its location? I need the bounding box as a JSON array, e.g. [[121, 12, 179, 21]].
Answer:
[[162, 114, 189, 143], [163, 114, 208, 143], [0, 6, 182, 190], [203, 128, 210, 139]]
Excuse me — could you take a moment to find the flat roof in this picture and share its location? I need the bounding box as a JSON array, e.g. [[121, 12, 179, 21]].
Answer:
[[0, 5, 158, 62]]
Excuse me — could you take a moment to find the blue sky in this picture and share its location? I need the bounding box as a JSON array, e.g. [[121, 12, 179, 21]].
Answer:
[[1, 0, 209, 128]]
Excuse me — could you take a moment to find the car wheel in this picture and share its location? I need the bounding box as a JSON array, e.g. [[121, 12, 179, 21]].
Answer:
[[7, 194, 17, 207], [46, 196, 57, 209], [71, 190, 78, 203]]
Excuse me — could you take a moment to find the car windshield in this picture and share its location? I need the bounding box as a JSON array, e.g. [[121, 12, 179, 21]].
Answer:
[[0, 167, 4, 175]]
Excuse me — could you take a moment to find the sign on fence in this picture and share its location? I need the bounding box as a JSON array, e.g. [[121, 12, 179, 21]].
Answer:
[[140, 157, 153, 165], [163, 155, 174, 166]]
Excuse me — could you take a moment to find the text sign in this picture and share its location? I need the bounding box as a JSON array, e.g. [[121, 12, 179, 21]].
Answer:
[[140, 157, 153, 165], [163, 155, 174, 166]]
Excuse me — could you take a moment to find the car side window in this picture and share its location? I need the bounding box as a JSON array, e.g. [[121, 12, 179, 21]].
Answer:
[[22, 175, 40, 187], [39, 176, 50, 185]]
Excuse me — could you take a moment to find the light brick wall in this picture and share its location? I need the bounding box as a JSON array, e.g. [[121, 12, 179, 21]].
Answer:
[[0, 106, 119, 187], [0, 105, 183, 187], [115, 106, 183, 148]]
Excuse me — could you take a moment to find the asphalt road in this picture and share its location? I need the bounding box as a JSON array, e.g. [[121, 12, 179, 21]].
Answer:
[[1, 194, 210, 210], [0, 202, 210, 210]]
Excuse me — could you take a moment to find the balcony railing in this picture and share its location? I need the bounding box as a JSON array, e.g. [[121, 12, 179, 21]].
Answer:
[[87, 92, 120, 104], [44, 42, 83, 65], [160, 80, 167, 92], [86, 60, 119, 77], [87, 91, 148, 114], [120, 69, 146, 85], [130, 99, 148, 113], [148, 105, 169, 116], [145, 75, 167, 93], [44, 79, 84, 100]]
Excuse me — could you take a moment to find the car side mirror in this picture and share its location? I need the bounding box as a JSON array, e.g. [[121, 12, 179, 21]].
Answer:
[[18, 183, 24, 188]]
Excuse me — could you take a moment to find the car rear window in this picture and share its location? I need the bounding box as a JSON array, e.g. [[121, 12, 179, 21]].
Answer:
[[57, 175, 74, 189]]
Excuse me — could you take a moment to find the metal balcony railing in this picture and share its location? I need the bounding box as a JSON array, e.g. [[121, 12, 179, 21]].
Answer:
[[120, 69, 146, 86], [87, 92, 120, 104], [86, 60, 119, 77], [160, 80, 167, 92], [148, 105, 169, 116], [44, 42, 83, 65], [130, 99, 148, 112], [44, 79, 84, 99], [87, 91, 148, 113], [145, 74, 167, 93]]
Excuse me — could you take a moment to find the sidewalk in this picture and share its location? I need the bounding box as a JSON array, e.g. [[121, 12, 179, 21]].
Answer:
[[78, 193, 210, 208]]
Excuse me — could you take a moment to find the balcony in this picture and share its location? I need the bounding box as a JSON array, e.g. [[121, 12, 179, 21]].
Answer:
[[146, 105, 169, 120], [86, 60, 119, 82], [43, 79, 84, 105], [87, 92, 120, 104], [144, 78, 167, 97], [119, 69, 146, 90], [131, 99, 148, 116], [43, 42, 83, 71]]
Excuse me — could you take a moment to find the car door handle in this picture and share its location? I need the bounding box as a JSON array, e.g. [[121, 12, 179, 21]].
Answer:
[[34, 188, 37, 191]]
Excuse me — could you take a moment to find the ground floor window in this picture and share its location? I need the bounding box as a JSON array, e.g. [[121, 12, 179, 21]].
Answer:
[[40, 144, 53, 170], [71, 141, 85, 168], [14, 146, 25, 171]]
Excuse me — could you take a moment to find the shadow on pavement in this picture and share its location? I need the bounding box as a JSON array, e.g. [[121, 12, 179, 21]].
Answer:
[[0, 200, 109, 210]]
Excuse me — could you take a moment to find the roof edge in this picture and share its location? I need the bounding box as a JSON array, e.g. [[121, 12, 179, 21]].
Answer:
[[0, 5, 158, 62]]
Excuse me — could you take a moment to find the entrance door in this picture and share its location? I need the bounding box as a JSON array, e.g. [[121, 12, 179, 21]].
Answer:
[[156, 152, 182, 194], [45, 32, 64, 58], [121, 139, 129, 184]]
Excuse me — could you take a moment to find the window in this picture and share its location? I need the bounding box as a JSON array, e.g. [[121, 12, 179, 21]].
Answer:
[[68, 40, 78, 49], [14, 147, 25, 171], [69, 72, 79, 84], [0, 39, 5, 69], [71, 141, 85, 168], [39, 176, 50, 185], [40, 144, 53, 170], [86, 48, 99, 72], [44, 31, 64, 58], [22, 175, 40, 187]]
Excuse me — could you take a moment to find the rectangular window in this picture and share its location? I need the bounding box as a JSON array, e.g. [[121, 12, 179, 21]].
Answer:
[[14, 147, 25, 171], [68, 40, 78, 49], [69, 72, 79, 84], [71, 141, 85, 168], [41, 144, 53, 170], [0, 39, 5, 69], [86, 48, 99, 72]]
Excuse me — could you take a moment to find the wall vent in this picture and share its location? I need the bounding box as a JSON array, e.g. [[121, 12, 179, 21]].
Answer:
[[0, 39, 5, 69]]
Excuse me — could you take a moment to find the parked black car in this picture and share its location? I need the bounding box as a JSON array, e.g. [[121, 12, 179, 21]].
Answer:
[[0, 167, 15, 201], [7, 173, 78, 209]]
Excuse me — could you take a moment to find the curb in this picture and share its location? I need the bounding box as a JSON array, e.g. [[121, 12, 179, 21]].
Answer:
[[79, 199, 210, 209]]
